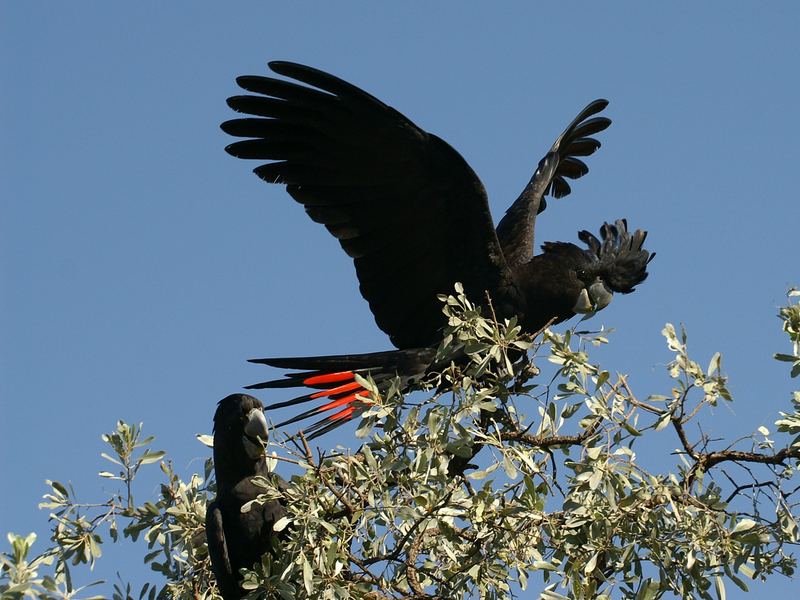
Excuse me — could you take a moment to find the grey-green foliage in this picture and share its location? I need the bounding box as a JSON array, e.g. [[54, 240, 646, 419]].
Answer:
[[3, 287, 800, 600]]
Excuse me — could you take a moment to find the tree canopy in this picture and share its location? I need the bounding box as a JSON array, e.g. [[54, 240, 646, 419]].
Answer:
[[3, 288, 799, 600]]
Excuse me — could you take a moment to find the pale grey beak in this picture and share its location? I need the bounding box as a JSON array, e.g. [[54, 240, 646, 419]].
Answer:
[[243, 408, 269, 459], [588, 280, 613, 311], [573, 280, 614, 317], [572, 288, 594, 314]]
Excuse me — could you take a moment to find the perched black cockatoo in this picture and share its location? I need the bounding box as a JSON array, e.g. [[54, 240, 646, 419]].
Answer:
[[222, 62, 654, 438], [206, 394, 287, 599]]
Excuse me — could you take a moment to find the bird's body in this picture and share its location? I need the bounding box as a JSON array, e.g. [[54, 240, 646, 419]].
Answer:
[[206, 394, 287, 599], [222, 62, 654, 438]]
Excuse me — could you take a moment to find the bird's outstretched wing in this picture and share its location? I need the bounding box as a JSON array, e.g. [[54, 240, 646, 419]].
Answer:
[[223, 61, 520, 349], [495, 99, 611, 267]]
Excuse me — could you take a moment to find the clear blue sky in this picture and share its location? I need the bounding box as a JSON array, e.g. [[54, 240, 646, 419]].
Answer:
[[2, 3, 798, 597]]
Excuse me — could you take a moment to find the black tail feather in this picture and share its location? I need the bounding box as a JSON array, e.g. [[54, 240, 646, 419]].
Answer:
[[276, 389, 363, 428], [248, 349, 407, 372], [303, 407, 362, 440], [265, 391, 317, 411], [245, 348, 434, 441], [244, 372, 318, 389]]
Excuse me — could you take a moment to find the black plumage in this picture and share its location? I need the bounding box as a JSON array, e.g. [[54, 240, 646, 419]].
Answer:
[[206, 394, 287, 599], [222, 62, 654, 437]]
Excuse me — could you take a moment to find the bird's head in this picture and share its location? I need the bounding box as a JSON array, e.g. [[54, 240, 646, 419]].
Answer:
[[573, 219, 654, 318], [212, 394, 270, 479], [525, 219, 654, 330]]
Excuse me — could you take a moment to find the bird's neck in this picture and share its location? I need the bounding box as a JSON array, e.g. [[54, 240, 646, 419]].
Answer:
[[213, 443, 263, 492], [514, 255, 584, 332]]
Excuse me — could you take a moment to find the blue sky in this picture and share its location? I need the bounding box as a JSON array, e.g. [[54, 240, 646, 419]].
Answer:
[[2, 2, 798, 597]]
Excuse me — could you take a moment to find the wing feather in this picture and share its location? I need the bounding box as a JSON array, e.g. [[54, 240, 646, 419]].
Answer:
[[205, 502, 239, 600], [224, 62, 520, 348], [495, 99, 611, 267]]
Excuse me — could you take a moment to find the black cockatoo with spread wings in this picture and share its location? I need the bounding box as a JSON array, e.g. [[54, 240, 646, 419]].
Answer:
[[221, 62, 654, 439]]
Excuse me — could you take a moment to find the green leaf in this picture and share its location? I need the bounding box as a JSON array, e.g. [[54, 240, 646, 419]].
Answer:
[[100, 452, 123, 467], [584, 552, 599, 575], [195, 433, 214, 447], [714, 574, 726, 600], [635, 579, 659, 600], [539, 589, 570, 599], [302, 555, 314, 595], [707, 352, 721, 376], [654, 412, 671, 431], [273, 516, 291, 532], [586, 446, 603, 460], [467, 462, 499, 480], [595, 370, 610, 391], [622, 422, 642, 436], [588, 468, 603, 490], [502, 455, 518, 479], [732, 519, 757, 533], [138, 451, 166, 465], [724, 565, 750, 592]]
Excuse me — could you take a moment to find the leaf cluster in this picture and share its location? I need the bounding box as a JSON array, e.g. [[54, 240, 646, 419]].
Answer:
[[3, 289, 800, 599]]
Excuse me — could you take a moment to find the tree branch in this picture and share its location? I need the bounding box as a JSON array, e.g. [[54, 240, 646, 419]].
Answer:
[[501, 417, 602, 449]]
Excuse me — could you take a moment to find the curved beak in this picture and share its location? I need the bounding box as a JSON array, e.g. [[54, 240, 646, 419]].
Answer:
[[243, 408, 269, 459], [588, 280, 613, 312], [572, 288, 594, 314], [573, 280, 614, 316]]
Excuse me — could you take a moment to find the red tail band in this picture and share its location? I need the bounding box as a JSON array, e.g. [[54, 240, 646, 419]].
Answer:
[[327, 405, 356, 422], [302, 371, 355, 386], [309, 380, 364, 399], [317, 392, 360, 413]]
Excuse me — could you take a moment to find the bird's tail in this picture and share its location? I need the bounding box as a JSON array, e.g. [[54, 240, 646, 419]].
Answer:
[[247, 348, 436, 439]]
